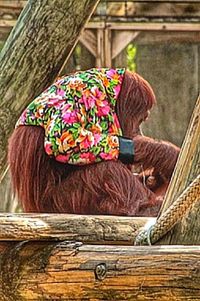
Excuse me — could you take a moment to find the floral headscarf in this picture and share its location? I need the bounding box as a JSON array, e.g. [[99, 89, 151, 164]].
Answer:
[[17, 68, 128, 165]]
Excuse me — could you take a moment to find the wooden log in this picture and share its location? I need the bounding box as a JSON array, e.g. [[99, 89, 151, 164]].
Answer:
[[158, 95, 200, 244], [0, 242, 199, 300], [0, 0, 100, 181], [0, 213, 151, 244]]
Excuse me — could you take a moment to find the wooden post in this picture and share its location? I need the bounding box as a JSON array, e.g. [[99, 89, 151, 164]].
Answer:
[[0, 241, 199, 300], [104, 27, 112, 67], [157, 95, 200, 244], [97, 28, 104, 66], [0, 0, 100, 181]]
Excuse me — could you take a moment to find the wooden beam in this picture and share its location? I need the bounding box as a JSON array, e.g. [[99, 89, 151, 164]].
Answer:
[[86, 22, 200, 31], [112, 31, 139, 59], [0, 213, 151, 244], [79, 29, 97, 57], [0, 242, 199, 300], [158, 95, 200, 244], [100, 22, 200, 31]]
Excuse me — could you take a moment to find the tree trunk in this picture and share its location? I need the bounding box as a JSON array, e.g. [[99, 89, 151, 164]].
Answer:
[[0, 213, 151, 244], [0, 241, 199, 300], [157, 95, 200, 244], [0, 0, 100, 182]]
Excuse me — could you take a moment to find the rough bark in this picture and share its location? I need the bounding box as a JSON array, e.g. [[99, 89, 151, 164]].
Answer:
[[0, 0, 100, 181], [0, 242, 199, 300], [0, 213, 151, 244], [157, 95, 200, 244]]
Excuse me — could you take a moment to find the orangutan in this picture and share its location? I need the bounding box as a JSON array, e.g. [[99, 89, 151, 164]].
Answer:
[[8, 68, 180, 216]]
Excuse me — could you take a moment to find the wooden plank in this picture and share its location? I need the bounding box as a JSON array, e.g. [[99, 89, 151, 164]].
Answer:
[[0, 242, 200, 300], [0, 213, 150, 244]]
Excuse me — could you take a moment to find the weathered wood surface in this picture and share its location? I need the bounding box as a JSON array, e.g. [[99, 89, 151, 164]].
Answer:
[[0, 242, 200, 300], [0, 0, 100, 181], [0, 213, 151, 244], [158, 95, 200, 245]]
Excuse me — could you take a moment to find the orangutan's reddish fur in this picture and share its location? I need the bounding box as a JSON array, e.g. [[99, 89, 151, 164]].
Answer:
[[8, 71, 180, 216]]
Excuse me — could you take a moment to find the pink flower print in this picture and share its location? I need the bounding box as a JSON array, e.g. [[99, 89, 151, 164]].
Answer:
[[93, 133, 101, 146], [77, 129, 94, 150], [55, 153, 70, 163], [48, 97, 65, 109], [81, 94, 96, 111], [91, 86, 105, 102], [57, 89, 66, 97], [100, 152, 113, 160], [113, 84, 121, 98], [80, 135, 92, 149], [17, 109, 27, 125], [100, 149, 119, 161], [106, 69, 118, 79], [44, 141, 53, 155], [108, 114, 121, 135], [80, 152, 96, 163], [62, 110, 79, 124], [96, 101, 110, 117]]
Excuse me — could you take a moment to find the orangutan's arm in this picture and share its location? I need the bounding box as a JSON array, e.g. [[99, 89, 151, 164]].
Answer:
[[133, 135, 180, 180]]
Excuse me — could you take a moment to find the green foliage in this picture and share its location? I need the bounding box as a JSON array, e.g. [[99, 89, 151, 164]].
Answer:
[[126, 43, 137, 71], [74, 44, 82, 70]]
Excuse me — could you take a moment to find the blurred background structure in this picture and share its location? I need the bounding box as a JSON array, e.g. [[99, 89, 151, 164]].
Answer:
[[0, 0, 199, 211]]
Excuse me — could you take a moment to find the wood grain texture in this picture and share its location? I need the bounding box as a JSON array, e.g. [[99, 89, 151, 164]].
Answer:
[[0, 213, 151, 244], [0, 0, 100, 181], [0, 242, 200, 300], [158, 95, 200, 244]]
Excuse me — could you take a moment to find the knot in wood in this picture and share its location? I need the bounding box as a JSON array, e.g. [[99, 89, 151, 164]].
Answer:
[[94, 263, 107, 280]]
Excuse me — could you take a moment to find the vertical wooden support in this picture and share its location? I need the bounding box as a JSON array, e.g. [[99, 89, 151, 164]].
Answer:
[[97, 28, 104, 66], [112, 31, 139, 60], [104, 27, 112, 67], [158, 95, 200, 244]]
